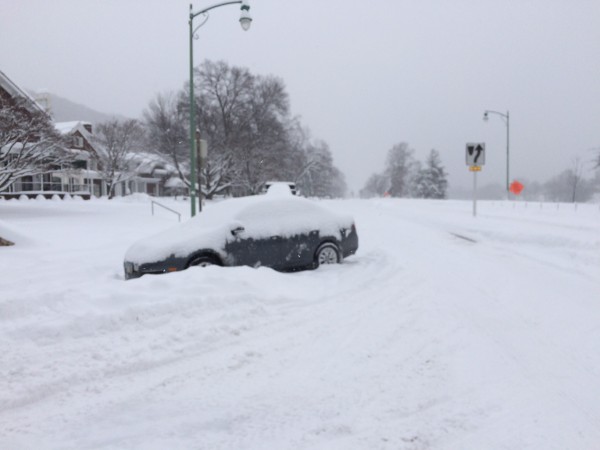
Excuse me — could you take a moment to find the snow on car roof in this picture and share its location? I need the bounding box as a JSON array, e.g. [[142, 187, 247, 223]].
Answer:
[[234, 196, 351, 240]]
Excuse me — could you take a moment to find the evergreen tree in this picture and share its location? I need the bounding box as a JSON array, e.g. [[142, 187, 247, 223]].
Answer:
[[414, 149, 448, 199]]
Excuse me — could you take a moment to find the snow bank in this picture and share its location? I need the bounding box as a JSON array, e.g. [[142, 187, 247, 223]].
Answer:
[[0, 219, 34, 246], [1, 198, 599, 449]]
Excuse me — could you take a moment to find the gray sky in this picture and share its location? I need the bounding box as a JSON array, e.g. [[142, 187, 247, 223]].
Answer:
[[2, 0, 600, 193]]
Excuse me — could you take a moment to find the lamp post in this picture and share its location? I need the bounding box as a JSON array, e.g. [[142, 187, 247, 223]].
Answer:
[[188, 1, 252, 217], [483, 109, 510, 196]]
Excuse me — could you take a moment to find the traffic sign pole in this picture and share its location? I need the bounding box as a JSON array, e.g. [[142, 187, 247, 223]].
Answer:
[[472, 169, 477, 217], [466, 142, 485, 218]]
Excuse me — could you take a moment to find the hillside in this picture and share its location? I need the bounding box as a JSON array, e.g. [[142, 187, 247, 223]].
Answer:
[[30, 91, 127, 124]]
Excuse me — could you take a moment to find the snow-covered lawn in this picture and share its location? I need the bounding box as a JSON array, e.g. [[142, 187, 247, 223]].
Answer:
[[1, 196, 599, 449]]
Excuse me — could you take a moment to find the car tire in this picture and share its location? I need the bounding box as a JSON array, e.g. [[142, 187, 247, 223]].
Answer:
[[314, 242, 341, 268], [188, 255, 219, 268]]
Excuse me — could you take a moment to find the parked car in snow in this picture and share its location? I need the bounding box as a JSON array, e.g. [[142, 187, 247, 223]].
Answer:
[[123, 189, 358, 280], [262, 181, 298, 195]]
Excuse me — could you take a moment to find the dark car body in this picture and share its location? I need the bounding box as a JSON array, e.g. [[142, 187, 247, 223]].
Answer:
[[124, 194, 358, 280]]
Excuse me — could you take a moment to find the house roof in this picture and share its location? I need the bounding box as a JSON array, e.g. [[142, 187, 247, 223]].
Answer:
[[130, 152, 176, 176], [164, 177, 186, 188], [54, 121, 98, 159], [55, 121, 92, 136], [0, 70, 46, 114]]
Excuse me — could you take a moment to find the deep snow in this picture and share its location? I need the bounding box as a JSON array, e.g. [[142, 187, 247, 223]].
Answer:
[[1, 196, 599, 449]]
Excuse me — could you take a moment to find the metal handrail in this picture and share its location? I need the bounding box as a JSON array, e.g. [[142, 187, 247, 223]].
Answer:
[[151, 200, 182, 222]]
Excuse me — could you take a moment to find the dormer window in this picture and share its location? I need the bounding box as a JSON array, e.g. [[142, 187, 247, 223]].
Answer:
[[72, 136, 84, 148]]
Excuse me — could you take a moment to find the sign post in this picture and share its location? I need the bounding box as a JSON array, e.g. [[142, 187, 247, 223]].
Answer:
[[466, 143, 485, 217], [195, 132, 208, 213]]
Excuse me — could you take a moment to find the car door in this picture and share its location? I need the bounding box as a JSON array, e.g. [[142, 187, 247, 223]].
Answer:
[[274, 230, 318, 270], [224, 226, 284, 269], [224, 226, 260, 267], [225, 221, 303, 270]]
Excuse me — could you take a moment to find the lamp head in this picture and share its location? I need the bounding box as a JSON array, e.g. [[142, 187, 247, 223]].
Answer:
[[240, 1, 252, 31], [483, 111, 489, 122]]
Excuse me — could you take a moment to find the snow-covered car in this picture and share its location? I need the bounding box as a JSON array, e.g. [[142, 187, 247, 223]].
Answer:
[[123, 191, 358, 280], [262, 181, 297, 195]]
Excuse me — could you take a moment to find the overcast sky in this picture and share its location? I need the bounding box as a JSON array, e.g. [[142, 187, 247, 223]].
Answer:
[[2, 0, 600, 193]]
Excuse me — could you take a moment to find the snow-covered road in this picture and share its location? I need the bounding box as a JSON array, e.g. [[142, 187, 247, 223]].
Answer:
[[1, 197, 599, 449]]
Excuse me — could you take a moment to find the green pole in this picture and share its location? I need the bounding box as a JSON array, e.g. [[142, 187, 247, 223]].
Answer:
[[188, 0, 250, 218], [189, 4, 197, 217]]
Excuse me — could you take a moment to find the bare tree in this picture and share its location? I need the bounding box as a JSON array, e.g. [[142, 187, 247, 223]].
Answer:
[[568, 157, 584, 203], [94, 119, 145, 198], [193, 61, 293, 196], [385, 142, 417, 197], [143, 92, 189, 187], [235, 76, 290, 194], [543, 160, 593, 203], [593, 147, 600, 169], [195, 61, 254, 196], [172, 60, 347, 198], [295, 140, 347, 198], [285, 123, 317, 185], [0, 97, 67, 192], [360, 173, 389, 198]]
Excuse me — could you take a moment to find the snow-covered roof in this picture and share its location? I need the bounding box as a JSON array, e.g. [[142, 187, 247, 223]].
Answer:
[[164, 177, 186, 188], [130, 152, 175, 175], [0, 70, 46, 114], [54, 121, 92, 136]]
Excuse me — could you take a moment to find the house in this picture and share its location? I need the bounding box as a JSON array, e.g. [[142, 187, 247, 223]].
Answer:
[[0, 70, 70, 198], [53, 121, 107, 197], [53, 126, 183, 198], [1, 70, 184, 199], [2, 118, 106, 199], [127, 153, 176, 197]]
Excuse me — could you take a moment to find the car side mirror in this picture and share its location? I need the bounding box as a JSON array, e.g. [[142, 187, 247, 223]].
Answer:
[[231, 226, 245, 236]]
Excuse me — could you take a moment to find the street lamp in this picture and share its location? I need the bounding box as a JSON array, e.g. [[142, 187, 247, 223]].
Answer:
[[188, 1, 252, 217], [483, 109, 510, 196]]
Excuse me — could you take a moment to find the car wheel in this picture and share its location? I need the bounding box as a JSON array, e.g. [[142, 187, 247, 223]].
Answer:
[[188, 255, 218, 268], [314, 242, 340, 267]]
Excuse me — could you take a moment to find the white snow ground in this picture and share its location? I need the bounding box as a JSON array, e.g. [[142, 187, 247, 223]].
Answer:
[[1, 196, 599, 449]]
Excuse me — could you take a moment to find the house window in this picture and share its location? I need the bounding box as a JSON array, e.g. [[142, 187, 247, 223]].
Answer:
[[21, 176, 34, 191], [72, 160, 87, 170], [72, 136, 84, 148]]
